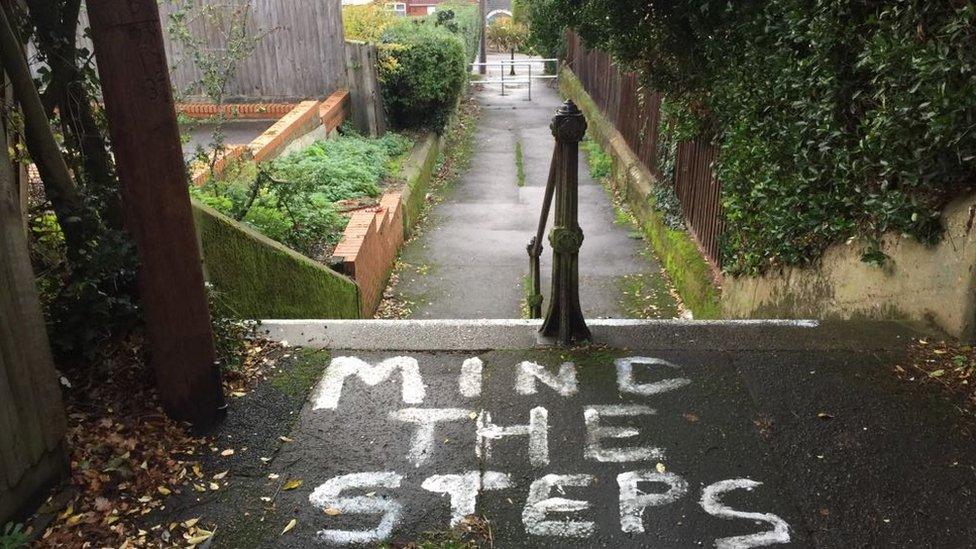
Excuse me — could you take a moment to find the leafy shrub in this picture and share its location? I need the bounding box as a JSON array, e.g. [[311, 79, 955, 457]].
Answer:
[[342, 3, 396, 42], [555, 0, 976, 274], [514, 0, 564, 69], [1, 523, 28, 549], [379, 21, 467, 131], [426, 3, 481, 61]]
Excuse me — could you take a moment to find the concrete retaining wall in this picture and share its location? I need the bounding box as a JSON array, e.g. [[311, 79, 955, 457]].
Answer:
[[192, 202, 360, 319], [723, 193, 976, 340]]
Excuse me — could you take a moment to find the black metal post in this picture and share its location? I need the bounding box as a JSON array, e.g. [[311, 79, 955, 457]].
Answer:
[[540, 100, 590, 345]]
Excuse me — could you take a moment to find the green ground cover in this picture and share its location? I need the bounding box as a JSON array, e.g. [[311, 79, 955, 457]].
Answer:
[[190, 130, 412, 261]]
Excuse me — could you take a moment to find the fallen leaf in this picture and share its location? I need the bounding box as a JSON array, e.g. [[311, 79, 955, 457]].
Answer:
[[282, 479, 303, 491], [279, 436, 293, 443], [930, 369, 946, 378], [817, 412, 835, 420], [220, 449, 235, 456], [212, 471, 228, 480], [324, 507, 342, 516], [157, 486, 171, 495], [655, 462, 666, 473], [209, 482, 220, 491], [281, 518, 297, 535], [182, 518, 200, 528]]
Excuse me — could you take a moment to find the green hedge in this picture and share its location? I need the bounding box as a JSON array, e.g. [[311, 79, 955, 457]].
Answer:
[[379, 20, 467, 132], [539, 1, 976, 275]]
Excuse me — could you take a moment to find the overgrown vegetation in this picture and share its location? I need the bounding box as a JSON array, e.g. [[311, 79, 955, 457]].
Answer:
[[378, 19, 468, 131], [7, 1, 141, 362], [190, 130, 412, 259], [512, 0, 562, 71], [532, 0, 976, 274], [341, 2, 395, 42]]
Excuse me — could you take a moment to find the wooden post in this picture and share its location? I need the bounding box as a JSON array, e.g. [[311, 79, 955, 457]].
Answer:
[[0, 89, 67, 525], [478, 0, 487, 75], [87, 0, 225, 426], [540, 100, 591, 345]]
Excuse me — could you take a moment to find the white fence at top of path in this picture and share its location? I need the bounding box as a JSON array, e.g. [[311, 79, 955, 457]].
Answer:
[[471, 58, 559, 101]]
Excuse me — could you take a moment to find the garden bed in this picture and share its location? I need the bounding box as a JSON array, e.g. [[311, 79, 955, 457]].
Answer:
[[189, 129, 414, 263]]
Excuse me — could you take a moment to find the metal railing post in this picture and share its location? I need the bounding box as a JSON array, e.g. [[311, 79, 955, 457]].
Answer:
[[500, 61, 505, 96], [539, 100, 590, 345], [528, 63, 532, 101]]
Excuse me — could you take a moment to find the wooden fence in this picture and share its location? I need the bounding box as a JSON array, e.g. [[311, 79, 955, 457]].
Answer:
[[564, 32, 723, 267], [1, 127, 67, 524], [67, 0, 348, 101]]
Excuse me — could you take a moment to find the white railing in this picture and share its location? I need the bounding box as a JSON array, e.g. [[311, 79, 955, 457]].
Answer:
[[470, 59, 559, 100]]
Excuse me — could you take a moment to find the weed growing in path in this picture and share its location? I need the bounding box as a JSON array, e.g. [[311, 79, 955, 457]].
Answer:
[[514, 140, 526, 187]]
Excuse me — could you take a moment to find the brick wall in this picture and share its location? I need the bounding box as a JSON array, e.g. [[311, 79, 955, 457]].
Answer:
[[176, 103, 297, 120], [189, 89, 351, 186], [332, 193, 405, 317]]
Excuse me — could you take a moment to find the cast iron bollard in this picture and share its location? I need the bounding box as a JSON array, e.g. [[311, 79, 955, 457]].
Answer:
[[527, 100, 591, 345]]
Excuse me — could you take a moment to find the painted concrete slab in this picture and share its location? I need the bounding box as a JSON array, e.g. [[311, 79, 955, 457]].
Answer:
[[253, 320, 976, 548]]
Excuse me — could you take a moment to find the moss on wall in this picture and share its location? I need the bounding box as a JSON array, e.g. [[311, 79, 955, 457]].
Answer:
[[192, 201, 360, 319], [400, 133, 443, 236], [560, 67, 722, 319]]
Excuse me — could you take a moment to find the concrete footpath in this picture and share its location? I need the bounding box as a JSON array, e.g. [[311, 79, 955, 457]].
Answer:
[[213, 318, 976, 548], [389, 54, 678, 319]]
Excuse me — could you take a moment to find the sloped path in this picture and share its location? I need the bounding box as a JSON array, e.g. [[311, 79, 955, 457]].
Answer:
[[389, 54, 678, 319]]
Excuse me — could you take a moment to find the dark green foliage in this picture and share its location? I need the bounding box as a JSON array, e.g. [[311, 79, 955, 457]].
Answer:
[[31, 213, 140, 362], [514, 0, 565, 69], [1, 523, 28, 549], [379, 22, 467, 131], [554, 0, 976, 274], [427, 3, 480, 61]]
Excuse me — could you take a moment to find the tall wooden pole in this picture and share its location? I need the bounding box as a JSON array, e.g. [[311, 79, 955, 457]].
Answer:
[[87, 0, 225, 426], [478, 0, 487, 75]]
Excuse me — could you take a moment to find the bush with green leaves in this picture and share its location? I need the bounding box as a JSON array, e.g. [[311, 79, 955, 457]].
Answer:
[[426, 3, 481, 61], [191, 131, 413, 259], [379, 21, 467, 131], [551, 0, 976, 274]]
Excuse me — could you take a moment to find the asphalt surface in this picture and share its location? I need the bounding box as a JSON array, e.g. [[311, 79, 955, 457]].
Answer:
[[181, 119, 275, 161], [392, 53, 677, 319], [234, 320, 976, 548]]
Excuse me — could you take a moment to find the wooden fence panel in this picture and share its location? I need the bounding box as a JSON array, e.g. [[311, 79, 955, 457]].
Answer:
[[564, 31, 723, 267], [66, 0, 348, 101], [344, 41, 387, 137]]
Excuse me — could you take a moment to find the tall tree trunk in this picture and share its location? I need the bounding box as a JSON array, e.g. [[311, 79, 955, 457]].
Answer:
[[510, 48, 516, 76], [0, 3, 90, 256], [27, 0, 124, 229]]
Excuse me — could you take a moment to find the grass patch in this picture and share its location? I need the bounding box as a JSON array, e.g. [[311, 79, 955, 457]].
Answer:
[[580, 135, 612, 179], [515, 139, 526, 187], [270, 348, 331, 398]]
